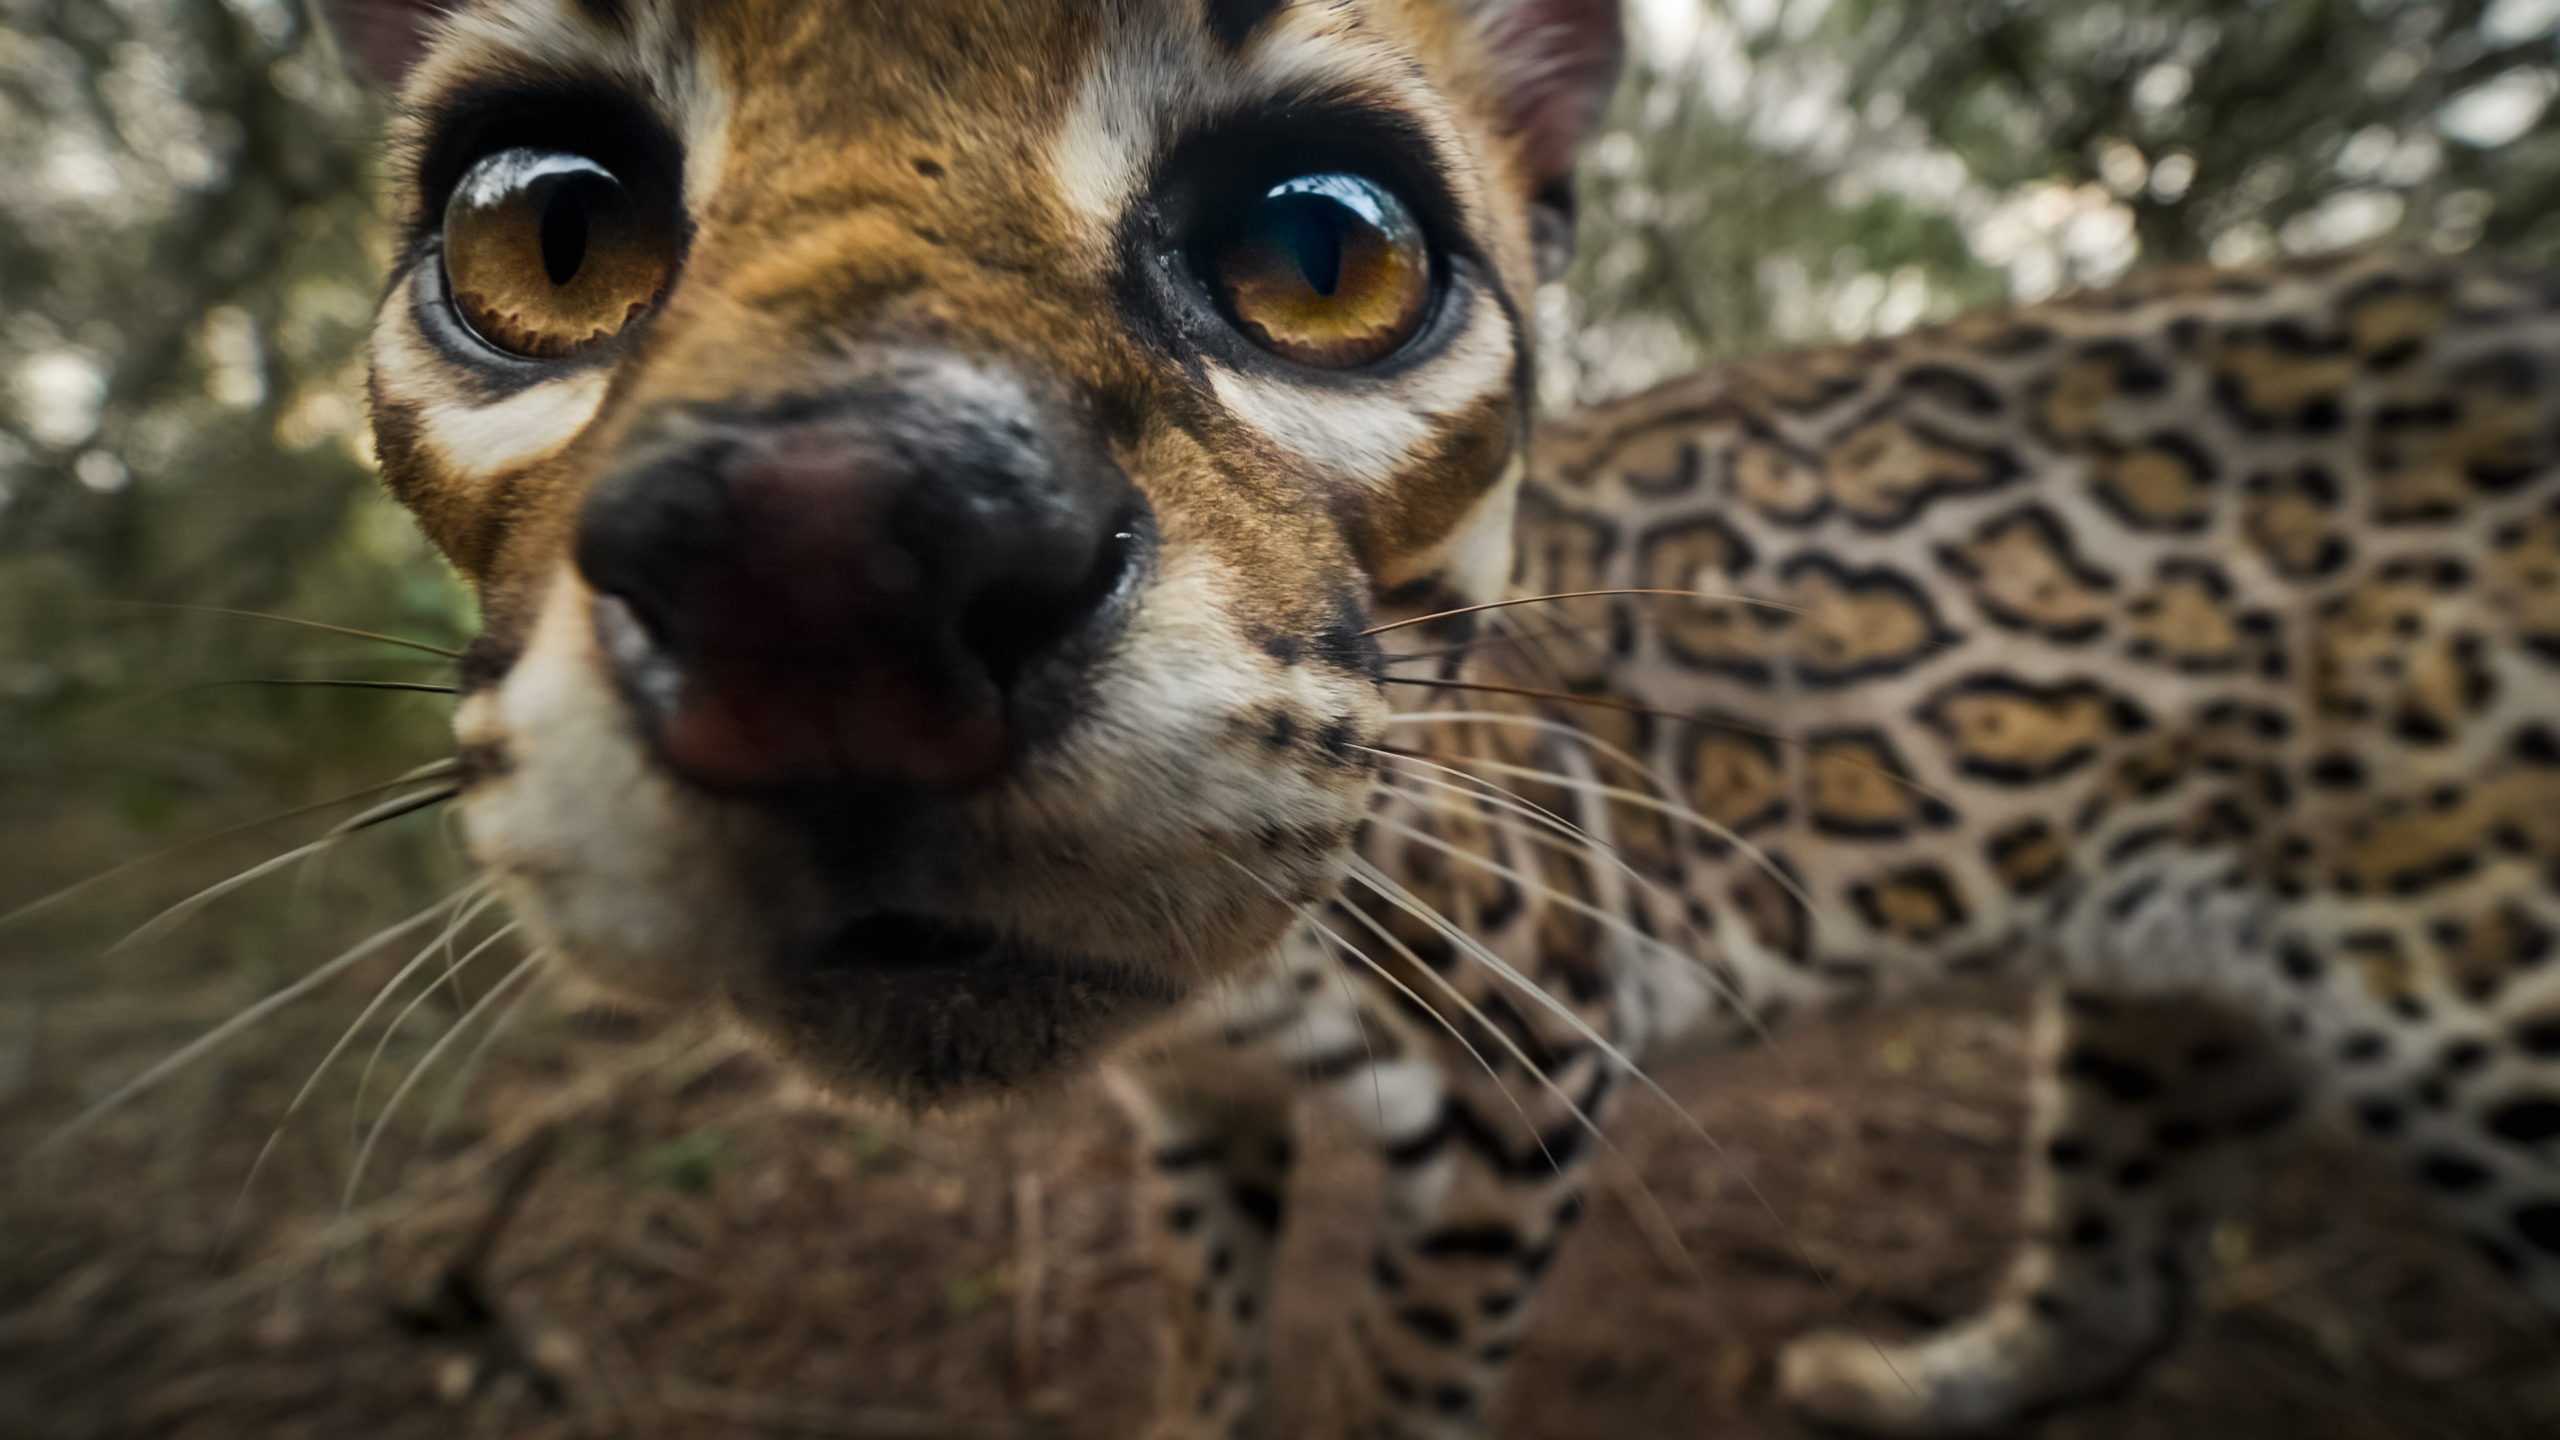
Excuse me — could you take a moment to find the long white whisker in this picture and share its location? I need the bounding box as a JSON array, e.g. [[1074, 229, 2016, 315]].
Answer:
[[344, 949, 551, 1212], [222, 871, 501, 1250], [1381, 616, 1609, 669], [217, 879, 501, 1249], [1310, 922, 1392, 1136], [103, 786, 459, 956], [351, 918, 523, 1153], [421, 964, 544, 1150], [1366, 805, 1766, 1036], [1350, 853, 1696, 1123], [1364, 774, 1776, 1051], [1336, 872, 1702, 1283], [0, 760, 460, 937], [1381, 711, 1822, 919], [1373, 811, 1642, 953], [1347, 856, 1899, 1379], [36, 892, 473, 1153], [1326, 897, 1570, 1178], [1360, 587, 1811, 638], [1216, 856, 1510, 1147]]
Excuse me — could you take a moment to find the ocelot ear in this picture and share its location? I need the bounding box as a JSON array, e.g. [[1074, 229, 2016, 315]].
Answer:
[[319, 0, 451, 90], [1458, 0, 1624, 282]]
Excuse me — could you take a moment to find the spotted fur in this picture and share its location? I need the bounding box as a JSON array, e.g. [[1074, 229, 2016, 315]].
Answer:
[[328, 1, 2560, 1436]]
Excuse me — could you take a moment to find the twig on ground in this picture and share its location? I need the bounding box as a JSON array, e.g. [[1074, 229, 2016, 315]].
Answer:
[[1012, 1168, 1046, 1398]]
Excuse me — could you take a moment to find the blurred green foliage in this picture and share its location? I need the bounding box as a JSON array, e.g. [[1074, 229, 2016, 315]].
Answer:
[[641, 1126, 727, 1194], [1, 0, 2555, 917], [0, 0, 470, 924]]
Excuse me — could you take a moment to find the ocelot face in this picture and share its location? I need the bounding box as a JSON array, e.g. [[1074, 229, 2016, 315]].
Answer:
[[341, 0, 1620, 1100]]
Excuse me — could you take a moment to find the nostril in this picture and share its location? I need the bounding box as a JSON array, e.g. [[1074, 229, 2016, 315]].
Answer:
[[578, 360, 1145, 792], [958, 519, 1139, 692], [576, 444, 735, 657]]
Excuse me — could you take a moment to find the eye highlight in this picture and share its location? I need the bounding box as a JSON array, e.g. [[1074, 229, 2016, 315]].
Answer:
[[1203, 173, 1431, 370], [441, 148, 675, 360]]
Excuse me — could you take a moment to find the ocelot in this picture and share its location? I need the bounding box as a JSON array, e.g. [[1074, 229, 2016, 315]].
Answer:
[[317, 1, 2560, 1434]]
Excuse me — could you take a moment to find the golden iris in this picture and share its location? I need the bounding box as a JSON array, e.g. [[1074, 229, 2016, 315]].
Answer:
[[441, 148, 673, 360], [1208, 173, 1431, 369]]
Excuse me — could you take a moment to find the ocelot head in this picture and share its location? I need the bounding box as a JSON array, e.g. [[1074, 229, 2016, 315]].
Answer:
[[328, 0, 1621, 1101]]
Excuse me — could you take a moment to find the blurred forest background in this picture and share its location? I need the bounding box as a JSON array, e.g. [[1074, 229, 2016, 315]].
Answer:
[[7, 0, 2560, 917], [8, 0, 2560, 904], [3, 2, 2559, 1438]]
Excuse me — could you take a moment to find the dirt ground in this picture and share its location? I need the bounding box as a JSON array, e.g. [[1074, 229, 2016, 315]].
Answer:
[[7, 915, 2560, 1440]]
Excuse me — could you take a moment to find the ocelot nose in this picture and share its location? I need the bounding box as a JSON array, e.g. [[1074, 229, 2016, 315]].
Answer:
[[575, 356, 1143, 793]]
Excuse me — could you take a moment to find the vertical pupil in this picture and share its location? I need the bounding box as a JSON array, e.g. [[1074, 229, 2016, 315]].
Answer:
[[539, 183, 589, 287], [1265, 194, 1346, 297]]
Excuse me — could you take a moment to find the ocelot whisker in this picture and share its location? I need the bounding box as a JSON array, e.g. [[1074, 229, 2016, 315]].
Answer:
[[1321, 895, 1569, 1179], [1368, 813, 1670, 971], [103, 786, 462, 957], [1367, 746, 1567, 845], [1348, 856, 1904, 1385], [1380, 711, 1824, 919], [1367, 761, 1772, 1049], [35, 891, 476, 1153], [1371, 739, 1786, 947], [1303, 921, 1392, 1136], [1421, 789, 1766, 1045], [421, 962, 547, 1150], [1484, 603, 1586, 687], [1346, 857, 1649, 1095], [344, 948, 553, 1212], [350, 919, 524, 1157], [1338, 866, 1699, 1283], [1380, 617, 1612, 668], [1383, 676, 1956, 809], [1361, 588, 1809, 639], [218, 879, 502, 1255], [0, 759, 460, 936], [1219, 856, 1511, 1149], [106, 601, 466, 659], [173, 679, 461, 697]]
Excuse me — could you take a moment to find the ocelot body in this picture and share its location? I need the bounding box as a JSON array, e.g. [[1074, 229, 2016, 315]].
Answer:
[[1126, 249, 2560, 1436]]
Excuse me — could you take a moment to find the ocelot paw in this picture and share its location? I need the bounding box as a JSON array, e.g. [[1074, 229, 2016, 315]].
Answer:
[[1776, 1299, 2164, 1437]]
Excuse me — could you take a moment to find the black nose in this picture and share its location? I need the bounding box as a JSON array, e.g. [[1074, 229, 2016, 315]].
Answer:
[[576, 355, 1142, 792]]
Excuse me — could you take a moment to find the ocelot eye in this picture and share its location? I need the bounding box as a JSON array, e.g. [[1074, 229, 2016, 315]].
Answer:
[[1202, 173, 1431, 369], [441, 148, 675, 360]]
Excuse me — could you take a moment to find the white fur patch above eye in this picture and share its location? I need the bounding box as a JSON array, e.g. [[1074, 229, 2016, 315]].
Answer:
[[1046, 1, 1466, 245], [1049, 19, 1193, 238], [416, 0, 731, 226]]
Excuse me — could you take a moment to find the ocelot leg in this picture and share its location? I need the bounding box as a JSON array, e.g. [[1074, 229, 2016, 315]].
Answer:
[[1112, 1075, 1297, 1440], [1779, 983, 2306, 1436], [1312, 1034, 1615, 1440]]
